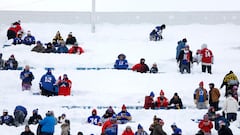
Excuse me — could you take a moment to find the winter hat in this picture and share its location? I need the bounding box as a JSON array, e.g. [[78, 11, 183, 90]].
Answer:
[[160, 90, 164, 95], [174, 92, 178, 96], [233, 85, 238, 90], [199, 81, 204, 87], [219, 120, 225, 126], [150, 91, 155, 97], [203, 114, 209, 120], [3, 109, 8, 113], [182, 38, 187, 43], [209, 83, 214, 87], [33, 109, 38, 114], [27, 30, 31, 35], [107, 106, 113, 113], [36, 41, 42, 45], [201, 43, 207, 49], [118, 53, 126, 59], [10, 54, 14, 58], [92, 109, 97, 114], [137, 124, 143, 129], [122, 104, 127, 110], [68, 32, 72, 35], [171, 122, 177, 128], [63, 74, 68, 77], [110, 114, 117, 121], [61, 113, 66, 117]]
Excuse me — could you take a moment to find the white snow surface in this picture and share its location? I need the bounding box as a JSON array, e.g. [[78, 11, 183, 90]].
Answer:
[[0, 0, 240, 135]]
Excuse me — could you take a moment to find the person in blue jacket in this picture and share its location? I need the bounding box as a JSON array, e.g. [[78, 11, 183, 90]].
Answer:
[[117, 104, 132, 124], [114, 53, 129, 70], [20, 65, 34, 90], [39, 111, 57, 135], [176, 38, 187, 60], [56, 41, 69, 53], [39, 68, 57, 97], [23, 30, 36, 45], [171, 123, 182, 135], [87, 109, 101, 126], [0, 109, 14, 126], [14, 105, 28, 126], [12, 33, 23, 45], [149, 24, 166, 41]]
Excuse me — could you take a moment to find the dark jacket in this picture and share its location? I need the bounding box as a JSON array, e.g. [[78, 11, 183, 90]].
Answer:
[[20, 131, 34, 135], [20, 69, 34, 84], [152, 123, 167, 135], [218, 125, 233, 135], [28, 114, 42, 125]]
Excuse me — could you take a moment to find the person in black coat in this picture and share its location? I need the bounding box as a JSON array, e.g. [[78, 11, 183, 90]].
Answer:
[[168, 93, 183, 109], [218, 120, 233, 135], [28, 109, 42, 125], [66, 32, 77, 45], [20, 125, 34, 135], [177, 45, 193, 74]]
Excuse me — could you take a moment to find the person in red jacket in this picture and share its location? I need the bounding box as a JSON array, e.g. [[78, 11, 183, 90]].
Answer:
[[200, 44, 214, 74], [57, 74, 72, 96], [144, 91, 155, 109], [156, 90, 169, 109], [132, 58, 149, 73], [198, 114, 213, 135], [7, 20, 23, 40], [102, 115, 118, 135], [68, 42, 84, 54], [122, 125, 134, 135]]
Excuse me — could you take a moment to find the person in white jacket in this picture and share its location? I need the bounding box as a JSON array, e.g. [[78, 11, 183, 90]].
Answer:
[[222, 93, 239, 122]]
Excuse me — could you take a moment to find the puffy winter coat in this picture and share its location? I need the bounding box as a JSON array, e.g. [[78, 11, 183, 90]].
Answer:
[[14, 105, 28, 118], [209, 88, 220, 103], [40, 72, 56, 92], [144, 96, 154, 109], [156, 96, 168, 108], [222, 96, 239, 113], [114, 59, 129, 69], [198, 119, 213, 133], [39, 115, 56, 133], [23, 35, 36, 45], [122, 129, 134, 135], [20, 69, 34, 84], [132, 63, 149, 73]]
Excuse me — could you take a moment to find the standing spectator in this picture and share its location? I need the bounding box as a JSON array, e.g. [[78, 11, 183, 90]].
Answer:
[[114, 53, 129, 70], [193, 49, 202, 64], [39, 68, 57, 97], [58, 114, 66, 124], [200, 44, 214, 74], [149, 115, 159, 135], [220, 70, 239, 96], [87, 109, 101, 126], [61, 119, 70, 135], [4, 54, 18, 70], [198, 114, 213, 135], [177, 45, 193, 74], [156, 90, 169, 109], [101, 106, 116, 123], [217, 120, 233, 135], [52, 31, 64, 46], [14, 105, 28, 126], [149, 24, 166, 41], [222, 93, 239, 122], [28, 109, 42, 125], [0, 53, 5, 70], [214, 113, 230, 131], [168, 92, 183, 109], [152, 119, 167, 135], [20, 65, 34, 91], [12, 32, 23, 45], [20, 125, 34, 135], [56, 41, 69, 53], [176, 38, 187, 60], [122, 125, 134, 135], [0, 109, 14, 126], [57, 74, 72, 96], [170, 123, 182, 135], [39, 111, 57, 135], [31, 41, 45, 53], [144, 91, 155, 109], [207, 107, 216, 121], [194, 81, 208, 109], [44, 42, 56, 53], [150, 63, 158, 73], [7, 20, 23, 40], [208, 83, 220, 111], [117, 104, 132, 124], [132, 58, 149, 73], [68, 42, 84, 54], [135, 124, 148, 135], [102, 115, 118, 135], [65, 32, 77, 45], [23, 30, 36, 45]]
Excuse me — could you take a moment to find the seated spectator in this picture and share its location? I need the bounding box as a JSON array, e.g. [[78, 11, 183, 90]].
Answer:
[[149, 24, 166, 41], [14, 105, 28, 126], [144, 91, 155, 109], [114, 53, 129, 70], [44, 42, 56, 53], [12, 32, 23, 45], [77, 131, 83, 135], [61, 119, 70, 135], [135, 124, 148, 135], [150, 63, 158, 73], [217, 120, 233, 135], [57, 74, 72, 96], [122, 125, 134, 135], [214, 113, 230, 131], [117, 104, 132, 124], [4, 54, 18, 70], [168, 92, 183, 109], [20, 65, 35, 91], [171, 123, 182, 135], [0, 109, 14, 126], [102, 106, 116, 123], [20, 125, 34, 135], [156, 90, 169, 109], [198, 114, 213, 135], [0, 53, 5, 70], [28, 109, 42, 125], [23, 30, 36, 45], [52, 31, 64, 46], [132, 58, 149, 73], [87, 109, 101, 126], [58, 113, 66, 124], [66, 32, 77, 45], [56, 41, 69, 53], [68, 42, 84, 54], [31, 41, 45, 53], [207, 106, 216, 121], [102, 115, 118, 135]]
